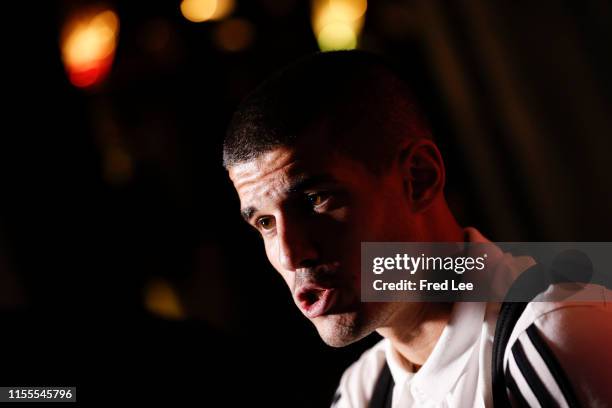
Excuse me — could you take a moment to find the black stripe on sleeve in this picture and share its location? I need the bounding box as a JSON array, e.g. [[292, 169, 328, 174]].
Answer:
[[511, 339, 557, 407], [505, 364, 531, 408], [526, 324, 581, 408]]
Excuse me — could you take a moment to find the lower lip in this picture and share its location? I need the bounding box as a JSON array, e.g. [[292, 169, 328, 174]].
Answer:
[[301, 289, 338, 319]]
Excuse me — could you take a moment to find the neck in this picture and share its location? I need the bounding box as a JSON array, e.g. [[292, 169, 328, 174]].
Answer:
[[377, 302, 453, 371], [418, 200, 465, 242], [378, 203, 464, 370]]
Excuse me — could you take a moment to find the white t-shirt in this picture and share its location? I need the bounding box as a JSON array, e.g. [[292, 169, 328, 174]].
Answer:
[[332, 228, 612, 407]]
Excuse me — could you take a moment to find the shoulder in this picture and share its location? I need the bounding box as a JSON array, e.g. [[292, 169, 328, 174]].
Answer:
[[506, 282, 612, 350], [332, 339, 388, 408], [503, 283, 612, 406]]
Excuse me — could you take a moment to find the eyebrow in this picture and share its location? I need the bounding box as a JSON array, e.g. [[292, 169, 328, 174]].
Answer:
[[240, 174, 337, 223], [241, 206, 257, 223]]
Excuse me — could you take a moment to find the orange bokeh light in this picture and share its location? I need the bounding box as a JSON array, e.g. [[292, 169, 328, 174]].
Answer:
[[60, 9, 119, 88]]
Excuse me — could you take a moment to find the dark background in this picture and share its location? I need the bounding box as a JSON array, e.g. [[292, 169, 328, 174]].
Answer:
[[2, 0, 611, 406]]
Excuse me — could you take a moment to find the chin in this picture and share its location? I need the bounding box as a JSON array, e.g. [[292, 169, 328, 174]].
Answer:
[[314, 302, 397, 347], [313, 312, 373, 347]]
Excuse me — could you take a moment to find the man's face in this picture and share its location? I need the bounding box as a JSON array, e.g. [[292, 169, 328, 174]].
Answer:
[[228, 137, 415, 346]]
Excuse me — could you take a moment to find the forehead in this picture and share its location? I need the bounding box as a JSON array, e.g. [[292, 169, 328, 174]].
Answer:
[[229, 144, 332, 195], [228, 147, 292, 208], [228, 142, 372, 209]]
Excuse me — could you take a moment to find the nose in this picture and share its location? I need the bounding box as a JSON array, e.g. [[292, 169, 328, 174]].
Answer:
[[275, 215, 319, 271]]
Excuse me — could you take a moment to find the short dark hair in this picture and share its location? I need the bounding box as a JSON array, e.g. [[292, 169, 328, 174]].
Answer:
[[223, 50, 432, 173]]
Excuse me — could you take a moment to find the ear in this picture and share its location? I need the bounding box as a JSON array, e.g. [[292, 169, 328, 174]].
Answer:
[[397, 139, 445, 213]]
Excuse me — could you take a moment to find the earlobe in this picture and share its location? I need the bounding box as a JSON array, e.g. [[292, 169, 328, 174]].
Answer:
[[398, 139, 445, 212]]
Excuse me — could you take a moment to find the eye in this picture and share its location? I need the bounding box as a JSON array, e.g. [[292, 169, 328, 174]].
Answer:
[[256, 216, 276, 231], [306, 192, 329, 208]]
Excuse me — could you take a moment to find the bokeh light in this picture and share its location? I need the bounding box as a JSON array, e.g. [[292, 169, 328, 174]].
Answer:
[[103, 144, 133, 185], [213, 18, 255, 52], [180, 0, 235, 23], [317, 22, 357, 51], [311, 0, 367, 51], [60, 8, 119, 88], [144, 278, 186, 320]]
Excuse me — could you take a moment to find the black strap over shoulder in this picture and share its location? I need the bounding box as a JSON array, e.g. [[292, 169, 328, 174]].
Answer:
[[491, 263, 547, 408], [369, 361, 394, 408]]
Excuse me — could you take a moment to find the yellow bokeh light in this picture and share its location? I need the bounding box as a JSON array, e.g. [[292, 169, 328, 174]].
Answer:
[[212, 0, 235, 20], [328, 0, 367, 22], [311, 0, 366, 51], [181, 0, 216, 22], [62, 9, 118, 67], [317, 22, 357, 51], [180, 0, 235, 23]]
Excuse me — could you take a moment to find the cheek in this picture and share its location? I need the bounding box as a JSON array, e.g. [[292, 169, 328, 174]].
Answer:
[[278, 271, 294, 291], [360, 191, 406, 239], [264, 239, 295, 288], [264, 238, 278, 268], [343, 198, 386, 242]]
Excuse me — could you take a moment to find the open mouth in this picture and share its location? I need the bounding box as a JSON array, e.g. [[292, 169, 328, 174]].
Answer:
[[296, 285, 338, 319]]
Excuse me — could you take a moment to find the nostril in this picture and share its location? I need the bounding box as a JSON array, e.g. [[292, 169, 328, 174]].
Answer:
[[299, 259, 318, 269]]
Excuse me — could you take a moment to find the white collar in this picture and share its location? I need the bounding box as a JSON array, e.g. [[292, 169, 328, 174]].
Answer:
[[384, 301, 487, 403]]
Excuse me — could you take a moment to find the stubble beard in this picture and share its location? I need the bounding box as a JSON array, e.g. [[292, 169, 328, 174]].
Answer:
[[313, 302, 398, 347]]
